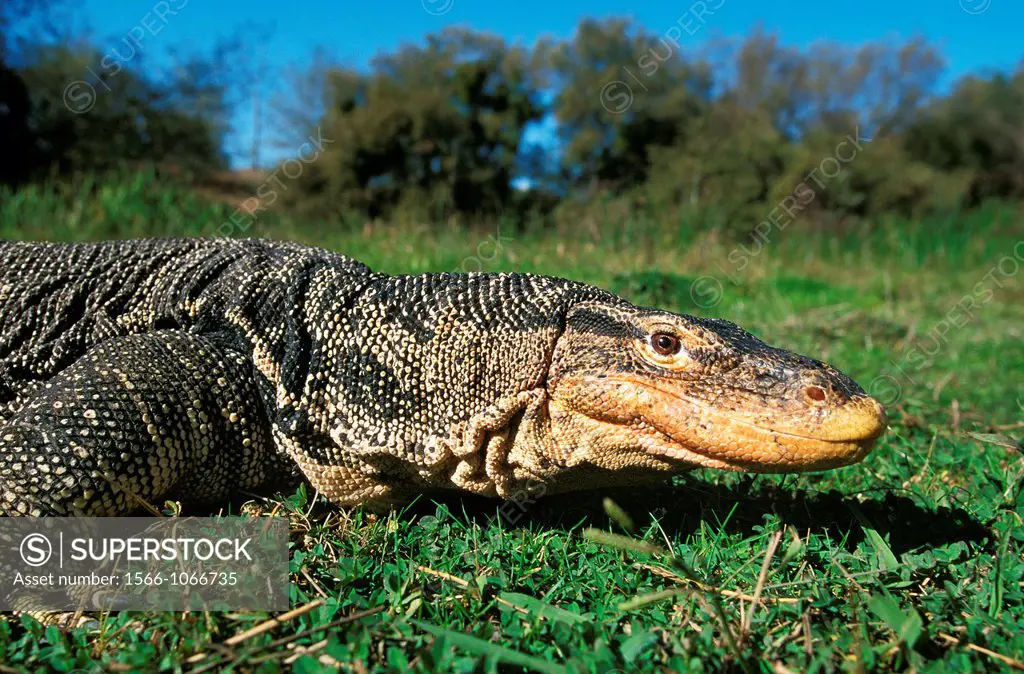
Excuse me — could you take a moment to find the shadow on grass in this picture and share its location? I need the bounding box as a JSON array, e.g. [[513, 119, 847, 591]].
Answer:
[[207, 471, 991, 558], [405, 476, 991, 556]]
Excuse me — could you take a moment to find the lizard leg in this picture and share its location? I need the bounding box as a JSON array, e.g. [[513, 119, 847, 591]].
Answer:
[[0, 331, 275, 516], [275, 430, 404, 510]]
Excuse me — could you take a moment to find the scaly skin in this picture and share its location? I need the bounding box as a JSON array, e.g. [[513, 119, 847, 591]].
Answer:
[[0, 238, 887, 516]]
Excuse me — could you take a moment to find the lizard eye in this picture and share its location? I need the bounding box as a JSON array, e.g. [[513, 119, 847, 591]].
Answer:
[[650, 332, 682, 356]]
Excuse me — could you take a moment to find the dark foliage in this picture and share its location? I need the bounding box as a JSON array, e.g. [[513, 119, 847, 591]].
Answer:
[[3, 10, 1023, 231]]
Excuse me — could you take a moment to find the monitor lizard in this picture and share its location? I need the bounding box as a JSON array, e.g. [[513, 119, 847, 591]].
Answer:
[[0, 238, 887, 516]]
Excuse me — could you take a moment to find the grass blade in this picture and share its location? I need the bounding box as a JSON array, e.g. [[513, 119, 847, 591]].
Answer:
[[413, 620, 568, 674], [499, 592, 591, 624]]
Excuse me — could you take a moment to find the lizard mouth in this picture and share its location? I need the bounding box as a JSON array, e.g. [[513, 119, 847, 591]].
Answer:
[[643, 388, 887, 472], [560, 375, 887, 473], [641, 411, 885, 472]]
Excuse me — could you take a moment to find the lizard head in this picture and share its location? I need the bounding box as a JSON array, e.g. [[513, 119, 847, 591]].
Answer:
[[541, 300, 887, 479]]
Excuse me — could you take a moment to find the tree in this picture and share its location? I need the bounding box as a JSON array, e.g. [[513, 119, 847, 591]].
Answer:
[[287, 28, 546, 219], [12, 43, 226, 178], [544, 18, 712, 193], [906, 67, 1024, 204]]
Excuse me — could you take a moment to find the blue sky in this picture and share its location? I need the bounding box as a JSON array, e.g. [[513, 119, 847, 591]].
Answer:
[[75, 0, 1023, 167]]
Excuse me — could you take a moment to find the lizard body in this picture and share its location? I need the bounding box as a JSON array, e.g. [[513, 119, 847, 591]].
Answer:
[[0, 238, 887, 516]]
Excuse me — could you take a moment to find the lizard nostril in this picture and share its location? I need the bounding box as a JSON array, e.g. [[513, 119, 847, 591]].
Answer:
[[805, 385, 827, 402]]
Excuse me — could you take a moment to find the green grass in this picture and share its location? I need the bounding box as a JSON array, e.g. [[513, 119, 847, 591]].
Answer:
[[1, 174, 1023, 672]]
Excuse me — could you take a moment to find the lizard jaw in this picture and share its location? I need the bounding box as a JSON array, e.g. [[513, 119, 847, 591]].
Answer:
[[639, 415, 883, 473], [636, 384, 887, 472], [550, 375, 887, 474]]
